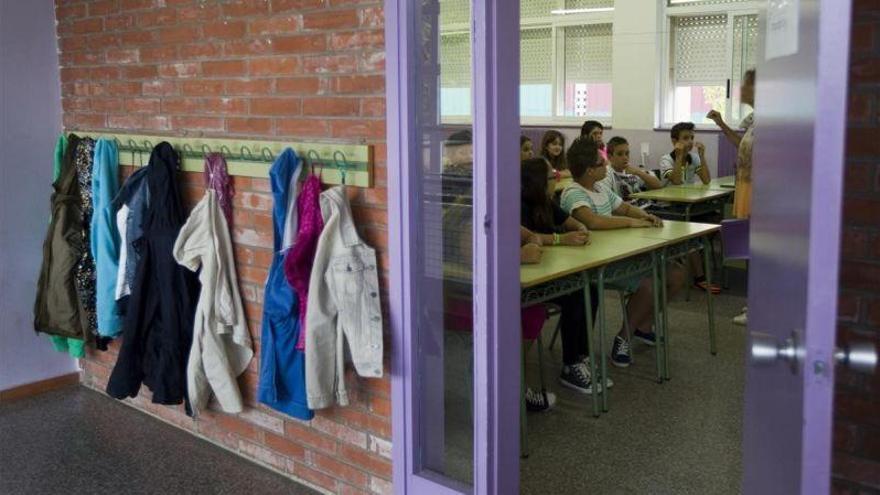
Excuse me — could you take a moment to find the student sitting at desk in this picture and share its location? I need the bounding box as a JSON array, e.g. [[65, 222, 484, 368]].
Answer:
[[520, 158, 608, 395], [521, 135, 534, 161], [660, 122, 711, 186], [560, 138, 685, 368], [540, 130, 570, 178], [581, 120, 607, 161], [600, 136, 663, 208]]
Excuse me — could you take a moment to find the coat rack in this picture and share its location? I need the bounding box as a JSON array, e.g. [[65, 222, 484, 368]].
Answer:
[[71, 131, 374, 188]]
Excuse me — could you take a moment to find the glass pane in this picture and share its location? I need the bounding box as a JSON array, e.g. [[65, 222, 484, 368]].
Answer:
[[414, 0, 474, 487], [671, 84, 726, 123], [731, 14, 758, 124], [563, 24, 613, 117]]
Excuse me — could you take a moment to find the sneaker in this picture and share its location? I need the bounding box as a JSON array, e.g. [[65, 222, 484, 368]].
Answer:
[[611, 336, 632, 368], [733, 311, 748, 326], [524, 387, 556, 412], [560, 362, 600, 395], [694, 279, 721, 294], [633, 329, 656, 347], [578, 356, 614, 388]]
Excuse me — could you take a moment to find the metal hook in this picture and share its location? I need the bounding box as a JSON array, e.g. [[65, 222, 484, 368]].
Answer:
[[182, 143, 194, 157], [219, 144, 232, 158], [201, 144, 213, 155], [333, 150, 349, 185], [143, 140, 153, 152], [261, 147, 275, 162], [240, 146, 254, 161], [307, 149, 322, 175]]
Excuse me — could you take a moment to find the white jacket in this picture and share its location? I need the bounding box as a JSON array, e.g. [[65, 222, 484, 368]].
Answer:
[[305, 186, 383, 409], [174, 190, 254, 416]]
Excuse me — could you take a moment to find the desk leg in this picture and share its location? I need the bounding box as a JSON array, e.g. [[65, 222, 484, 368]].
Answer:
[[661, 248, 671, 381], [651, 251, 664, 384], [583, 272, 600, 418], [597, 268, 609, 413], [703, 236, 718, 355]]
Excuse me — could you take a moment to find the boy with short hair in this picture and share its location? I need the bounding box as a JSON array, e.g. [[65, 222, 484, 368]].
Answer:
[[600, 136, 663, 208], [659, 122, 711, 185]]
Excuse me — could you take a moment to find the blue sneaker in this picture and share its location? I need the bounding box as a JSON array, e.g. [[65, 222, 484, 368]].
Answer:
[[633, 329, 656, 347], [611, 336, 631, 368]]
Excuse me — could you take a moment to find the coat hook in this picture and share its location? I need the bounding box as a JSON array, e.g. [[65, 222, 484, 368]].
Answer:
[[261, 147, 274, 161], [307, 149, 322, 175], [219, 144, 232, 158], [333, 150, 350, 186], [240, 146, 254, 160], [201, 144, 213, 155]]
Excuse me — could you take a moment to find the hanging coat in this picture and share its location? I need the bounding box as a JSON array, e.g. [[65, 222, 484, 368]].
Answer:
[[111, 166, 149, 305], [283, 173, 323, 350], [35, 134, 88, 342], [174, 190, 253, 416], [106, 142, 199, 408], [91, 138, 122, 337], [72, 138, 99, 341], [257, 148, 313, 421]]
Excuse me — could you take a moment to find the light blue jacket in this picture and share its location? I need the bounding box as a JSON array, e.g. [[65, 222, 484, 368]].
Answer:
[[91, 139, 122, 337]]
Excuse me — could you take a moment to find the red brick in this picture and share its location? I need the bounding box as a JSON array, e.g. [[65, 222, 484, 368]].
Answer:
[[329, 30, 384, 51], [273, 34, 327, 53], [140, 46, 178, 63], [360, 97, 385, 117], [311, 416, 368, 449], [222, 0, 270, 17], [276, 118, 330, 137], [249, 16, 301, 35], [842, 227, 870, 259], [179, 43, 222, 60], [59, 35, 88, 52], [330, 120, 386, 139], [63, 98, 90, 112], [107, 114, 143, 130], [233, 226, 273, 249], [338, 444, 392, 478], [125, 97, 161, 114], [264, 433, 306, 460], [227, 117, 273, 135], [284, 421, 338, 454], [159, 62, 201, 78], [107, 81, 142, 96], [359, 7, 383, 28], [161, 97, 203, 114], [106, 48, 140, 64], [91, 98, 125, 113], [358, 51, 385, 72], [276, 77, 323, 95], [180, 80, 224, 96], [178, 4, 221, 22], [106, 14, 134, 31], [88, 0, 119, 16], [311, 451, 369, 487], [137, 8, 176, 27], [225, 39, 273, 57], [273, 0, 327, 12], [143, 116, 171, 131], [249, 57, 301, 76], [239, 440, 288, 472], [121, 65, 158, 79], [303, 9, 359, 30], [335, 75, 384, 94], [202, 97, 248, 114], [120, 30, 156, 45], [849, 92, 874, 124], [71, 113, 107, 128], [839, 293, 862, 323], [226, 79, 273, 95], [204, 20, 247, 39], [338, 484, 370, 495], [302, 54, 358, 74], [199, 60, 245, 78], [120, 0, 158, 10], [302, 97, 359, 117], [290, 462, 338, 492], [157, 26, 202, 44], [171, 116, 224, 132], [56, 3, 87, 19], [250, 97, 301, 116], [843, 198, 880, 226], [68, 17, 104, 35]]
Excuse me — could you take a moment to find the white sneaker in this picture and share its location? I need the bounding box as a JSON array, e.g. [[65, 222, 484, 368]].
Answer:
[[580, 356, 614, 388], [733, 310, 748, 326], [525, 387, 557, 412]]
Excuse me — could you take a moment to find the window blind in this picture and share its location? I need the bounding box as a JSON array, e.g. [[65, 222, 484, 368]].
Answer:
[[521, 28, 553, 84], [672, 14, 728, 85], [564, 23, 613, 83], [440, 33, 471, 87]]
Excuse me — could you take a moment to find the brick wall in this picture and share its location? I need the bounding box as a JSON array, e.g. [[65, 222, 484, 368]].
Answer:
[[833, 0, 880, 493], [54, 1, 391, 494]]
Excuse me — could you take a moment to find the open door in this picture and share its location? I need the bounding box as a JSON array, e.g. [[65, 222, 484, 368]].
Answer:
[[387, 0, 520, 493], [742, 1, 872, 493]]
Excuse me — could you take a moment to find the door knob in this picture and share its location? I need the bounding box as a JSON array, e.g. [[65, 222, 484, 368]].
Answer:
[[750, 331, 802, 374], [834, 342, 878, 374]]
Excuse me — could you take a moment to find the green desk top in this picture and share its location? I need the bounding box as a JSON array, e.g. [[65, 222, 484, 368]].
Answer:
[[633, 220, 720, 242], [676, 175, 736, 191], [630, 186, 732, 203], [520, 229, 669, 288]]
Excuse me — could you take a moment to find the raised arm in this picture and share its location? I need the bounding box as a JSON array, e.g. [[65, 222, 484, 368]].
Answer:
[[707, 110, 743, 148]]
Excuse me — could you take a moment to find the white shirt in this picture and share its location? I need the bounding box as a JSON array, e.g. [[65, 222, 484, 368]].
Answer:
[[659, 150, 704, 185]]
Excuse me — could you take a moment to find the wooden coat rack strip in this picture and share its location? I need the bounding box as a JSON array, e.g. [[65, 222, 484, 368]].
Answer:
[[70, 131, 374, 188]]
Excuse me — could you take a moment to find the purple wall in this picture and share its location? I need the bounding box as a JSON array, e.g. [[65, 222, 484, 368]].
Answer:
[[0, 0, 77, 391]]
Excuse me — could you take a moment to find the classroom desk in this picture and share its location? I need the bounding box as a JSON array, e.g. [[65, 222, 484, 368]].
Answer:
[[676, 175, 736, 191], [631, 187, 733, 221]]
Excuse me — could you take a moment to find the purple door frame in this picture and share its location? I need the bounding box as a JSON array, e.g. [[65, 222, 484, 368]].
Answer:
[[386, 0, 521, 493], [742, 0, 851, 493]]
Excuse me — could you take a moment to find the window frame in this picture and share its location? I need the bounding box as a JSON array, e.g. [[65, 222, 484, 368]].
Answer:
[[439, 7, 614, 126], [658, 0, 764, 129]]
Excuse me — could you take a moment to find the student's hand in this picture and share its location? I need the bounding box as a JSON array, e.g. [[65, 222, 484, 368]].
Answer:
[[561, 231, 589, 246], [645, 214, 663, 227], [695, 142, 706, 156], [706, 110, 723, 125], [673, 141, 687, 158], [526, 232, 542, 246], [628, 218, 654, 228], [521, 243, 543, 264]]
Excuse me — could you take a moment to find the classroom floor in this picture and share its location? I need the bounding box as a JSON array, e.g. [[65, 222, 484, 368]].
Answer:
[[441, 271, 749, 494], [0, 387, 318, 495]]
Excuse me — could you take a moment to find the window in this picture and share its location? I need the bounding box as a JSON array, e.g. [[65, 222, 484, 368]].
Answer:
[[661, 0, 763, 127], [438, 0, 614, 123]]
